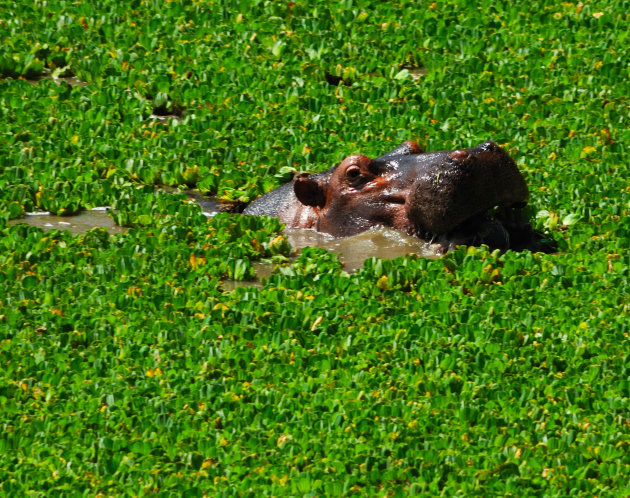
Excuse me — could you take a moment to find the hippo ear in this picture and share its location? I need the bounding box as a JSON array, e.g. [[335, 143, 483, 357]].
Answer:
[[294, 174, 327, 208]]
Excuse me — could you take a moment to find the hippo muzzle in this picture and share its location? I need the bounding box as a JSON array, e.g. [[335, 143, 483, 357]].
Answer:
[[402, 141, 529, 235]]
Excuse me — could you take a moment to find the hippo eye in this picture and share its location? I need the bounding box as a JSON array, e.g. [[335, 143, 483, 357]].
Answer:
[[346, 167, 361, 180]]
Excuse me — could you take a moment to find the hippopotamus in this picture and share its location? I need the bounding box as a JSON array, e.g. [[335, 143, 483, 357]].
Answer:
[[244, 140, 536, 251]]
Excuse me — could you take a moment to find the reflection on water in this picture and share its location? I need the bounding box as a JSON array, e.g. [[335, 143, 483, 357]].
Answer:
[[9, 199, 441, 281]]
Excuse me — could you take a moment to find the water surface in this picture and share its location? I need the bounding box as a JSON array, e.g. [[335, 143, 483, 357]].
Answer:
[[284, 226, 440, 272], [10, 208, 124, 235]]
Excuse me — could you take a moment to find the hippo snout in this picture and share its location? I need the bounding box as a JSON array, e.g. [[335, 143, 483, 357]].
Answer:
[[407, 142, 529, 234]]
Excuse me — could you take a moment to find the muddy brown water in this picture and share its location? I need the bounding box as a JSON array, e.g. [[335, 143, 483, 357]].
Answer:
[[10, 195, 442, 281], [10, 208, 125, 235], [284, 227, 440, 271]]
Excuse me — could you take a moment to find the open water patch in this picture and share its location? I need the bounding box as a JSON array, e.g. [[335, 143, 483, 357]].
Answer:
[[9, 207, 125, 235], [178, 189, 221, 217]]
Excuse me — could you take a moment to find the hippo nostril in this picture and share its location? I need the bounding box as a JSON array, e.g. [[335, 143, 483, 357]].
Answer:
[[478, 141, 500, 152], [449, 149, 471, 163]]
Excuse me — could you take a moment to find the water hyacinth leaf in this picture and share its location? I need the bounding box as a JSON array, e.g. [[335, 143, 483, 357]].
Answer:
[[7, 202, 25, 218], [394, 68, 410, 80], [153, 92, 169, 108], [562, 213, 580, 226], [20, 275, 39, 289]]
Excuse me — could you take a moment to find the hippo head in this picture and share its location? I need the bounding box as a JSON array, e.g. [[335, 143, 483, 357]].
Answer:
[[292, 140, 529, 249]]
